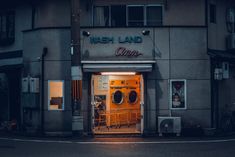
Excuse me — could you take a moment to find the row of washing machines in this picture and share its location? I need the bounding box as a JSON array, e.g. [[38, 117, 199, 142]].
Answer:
[[108, 79, 141, 127]]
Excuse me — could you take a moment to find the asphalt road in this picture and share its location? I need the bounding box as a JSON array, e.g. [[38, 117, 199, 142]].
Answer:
[[0, 137, 235, 157]]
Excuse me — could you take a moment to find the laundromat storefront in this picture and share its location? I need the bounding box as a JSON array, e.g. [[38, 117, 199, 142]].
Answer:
[[81, 29, 155, 134]]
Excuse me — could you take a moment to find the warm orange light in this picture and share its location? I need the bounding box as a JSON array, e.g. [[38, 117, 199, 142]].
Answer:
[[101, 72, 136, 75]]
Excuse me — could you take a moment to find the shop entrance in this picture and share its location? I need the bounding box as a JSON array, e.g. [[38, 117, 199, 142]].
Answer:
[[91, 72, 144, 134]]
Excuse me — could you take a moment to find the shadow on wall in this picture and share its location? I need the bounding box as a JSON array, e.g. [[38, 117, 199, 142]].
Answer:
[[145, 63, 164, 131], [154, 63, 164, 117]]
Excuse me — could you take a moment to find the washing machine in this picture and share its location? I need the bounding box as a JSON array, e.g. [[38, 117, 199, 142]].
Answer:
[[110, 80, 126, 107], [108, 79, 141, 127], [109, 80, 127, 126], [126, 79, 141, 124]]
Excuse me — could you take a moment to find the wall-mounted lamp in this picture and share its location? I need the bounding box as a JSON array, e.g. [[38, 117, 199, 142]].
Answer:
[[82, 31, 90, 37], [142, 30, 150, 36]]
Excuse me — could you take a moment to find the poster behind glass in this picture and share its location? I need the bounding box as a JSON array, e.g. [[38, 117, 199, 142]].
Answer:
[[171, 80, 186, 109]]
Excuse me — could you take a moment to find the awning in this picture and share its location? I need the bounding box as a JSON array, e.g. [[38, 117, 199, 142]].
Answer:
[[0, 50, 23, 71], [208, 49, 235, 61], [83, 63, 153, 72]]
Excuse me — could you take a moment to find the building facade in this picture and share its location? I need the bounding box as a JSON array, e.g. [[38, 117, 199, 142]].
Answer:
[[0, 0, 234, 135]]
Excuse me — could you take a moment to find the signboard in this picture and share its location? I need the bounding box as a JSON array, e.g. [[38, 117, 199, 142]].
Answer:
[[81, 29, 154, 61]]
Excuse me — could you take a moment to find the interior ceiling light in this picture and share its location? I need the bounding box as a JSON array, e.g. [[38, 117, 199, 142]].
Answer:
[[101, 72, 136, 75]]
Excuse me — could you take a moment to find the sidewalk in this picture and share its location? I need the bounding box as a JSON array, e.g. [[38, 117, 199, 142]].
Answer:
[[1, 130, 235, 143]]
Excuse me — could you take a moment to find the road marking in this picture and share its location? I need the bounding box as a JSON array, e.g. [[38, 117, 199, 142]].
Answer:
[[0, 137, 235, 145]]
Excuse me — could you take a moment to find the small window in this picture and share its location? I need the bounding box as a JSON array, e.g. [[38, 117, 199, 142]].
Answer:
[[146, 6, 163, 26], [0, 10, 15, 46], [170, 80, 187, 109], [111, 5, 126, 27], [128, 6, 144, 26], [93, 6, 109, 26], [92, 4, 164, 27], [210, 4, 216, 23], [48, 80, 64, 110]]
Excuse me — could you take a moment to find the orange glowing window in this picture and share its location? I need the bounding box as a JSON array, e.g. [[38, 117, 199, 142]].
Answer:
[[48, 80, 64, 110]]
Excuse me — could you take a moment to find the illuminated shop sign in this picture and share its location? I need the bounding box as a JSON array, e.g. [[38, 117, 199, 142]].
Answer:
[[90, 36, 142, 44]]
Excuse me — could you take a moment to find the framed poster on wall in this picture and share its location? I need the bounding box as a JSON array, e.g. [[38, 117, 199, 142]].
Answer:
[[170, 79, 187, 109]]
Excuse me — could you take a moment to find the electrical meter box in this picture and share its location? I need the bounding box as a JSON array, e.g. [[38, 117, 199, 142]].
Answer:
[[22, 78, 29, 93], [30, 78, 39, 93]]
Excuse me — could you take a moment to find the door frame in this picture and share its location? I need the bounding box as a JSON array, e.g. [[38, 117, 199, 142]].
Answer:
[[91, 75, 95, 131], [140, 74, 144, 134], [90, 73, 145, 134]]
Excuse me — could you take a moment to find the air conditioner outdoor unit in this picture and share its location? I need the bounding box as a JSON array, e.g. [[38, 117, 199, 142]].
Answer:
[[227, 33, 235, 50], [158, 117, 181, 136]]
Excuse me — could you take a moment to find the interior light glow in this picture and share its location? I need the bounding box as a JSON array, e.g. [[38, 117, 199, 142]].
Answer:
[[101, 72, 136, 75]]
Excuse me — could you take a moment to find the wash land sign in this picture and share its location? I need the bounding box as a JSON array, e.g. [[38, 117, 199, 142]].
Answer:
[[90, 36, 142, 44], [89, 36, 143, 57]]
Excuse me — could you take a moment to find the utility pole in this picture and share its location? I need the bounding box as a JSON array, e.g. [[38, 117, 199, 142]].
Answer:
[[71, 0, 83, 132], [71, 0, 81, 66]]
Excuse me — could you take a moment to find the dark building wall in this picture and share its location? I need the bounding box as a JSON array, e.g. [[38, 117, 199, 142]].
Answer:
[[0, 4, 32, 53], [208, 0, 235, 129], [34, 0, 70, 28], [208, 0, 235, 50], [23, 28, 72, 132]]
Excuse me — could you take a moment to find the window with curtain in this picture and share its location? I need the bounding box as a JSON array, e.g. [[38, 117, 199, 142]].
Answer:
[[146, 6, 163, 26], [93, 5, 164, 27], [93, 6, 109, 26], [48, 80, 64, 110], [128, 6, 144, 26], [0, 10, 15, 46]]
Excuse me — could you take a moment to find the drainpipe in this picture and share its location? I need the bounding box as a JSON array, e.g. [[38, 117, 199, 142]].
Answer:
[[210, 58, 215, 128], [41, 47, 48, 134], [214, 61, 219, 129]]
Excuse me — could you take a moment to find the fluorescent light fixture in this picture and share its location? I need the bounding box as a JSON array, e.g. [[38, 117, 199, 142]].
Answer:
[[101, 72, 136, 75]]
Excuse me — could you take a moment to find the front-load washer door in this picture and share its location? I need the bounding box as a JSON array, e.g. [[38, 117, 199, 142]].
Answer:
[[128, 90, 138, 104], [112, 90, 124, 105]]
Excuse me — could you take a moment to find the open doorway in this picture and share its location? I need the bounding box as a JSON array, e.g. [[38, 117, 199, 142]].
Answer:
[[91, 72, 144, 134], [0, 68, 21, 131], [0, 73, 9, 123]]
